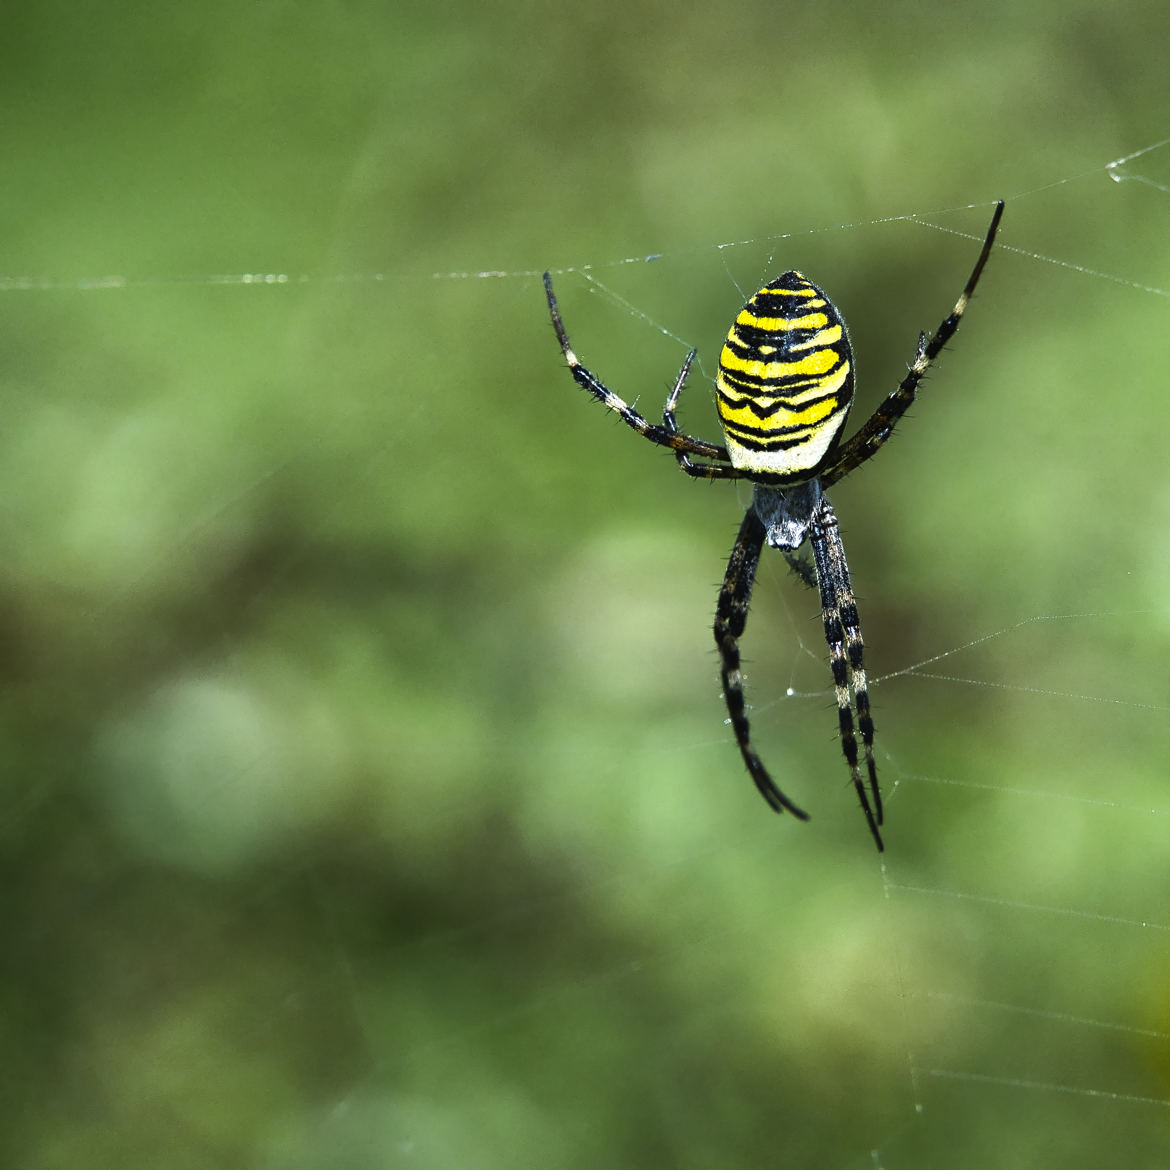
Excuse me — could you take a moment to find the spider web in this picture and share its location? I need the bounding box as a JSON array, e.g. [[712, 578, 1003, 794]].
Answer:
[[534, 141, 1170, 1166], [3, 34, 1170, 1160], [529, 141, 1170, 1165]]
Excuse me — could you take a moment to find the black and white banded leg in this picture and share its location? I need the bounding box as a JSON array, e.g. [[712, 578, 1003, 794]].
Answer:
[[543, 273, 737, 473], [713, 510, 811, 821], [810, 498, 883, 849]]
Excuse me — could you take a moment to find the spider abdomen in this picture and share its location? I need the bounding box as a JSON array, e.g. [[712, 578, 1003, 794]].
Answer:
[[716, 272, 854, 480]]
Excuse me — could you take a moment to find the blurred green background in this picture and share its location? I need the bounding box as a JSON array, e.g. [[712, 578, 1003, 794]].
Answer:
[[3, 1, 1170, 1167]]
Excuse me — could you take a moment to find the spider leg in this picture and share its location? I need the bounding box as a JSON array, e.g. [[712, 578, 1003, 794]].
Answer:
[[781, 550, 817, 591], [715, 510, 810, 820], [821, 200, 1004, 488], [657, 361, 748, 480], [810, 497, 884, 851], [543, 272, 734, 466], [673, 455, 745, 480]]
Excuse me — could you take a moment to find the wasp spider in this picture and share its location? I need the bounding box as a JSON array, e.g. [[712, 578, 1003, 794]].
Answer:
[[543, 202, 1003, 850]]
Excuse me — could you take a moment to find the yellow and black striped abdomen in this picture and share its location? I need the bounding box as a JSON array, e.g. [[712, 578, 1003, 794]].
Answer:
[[716, 271, 854, 480]]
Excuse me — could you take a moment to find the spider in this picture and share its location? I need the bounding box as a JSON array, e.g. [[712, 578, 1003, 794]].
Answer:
[[543, 201, 1003, 851]]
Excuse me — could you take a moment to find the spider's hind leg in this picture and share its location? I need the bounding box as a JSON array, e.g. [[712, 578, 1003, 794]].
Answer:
[[542, 272, 734, 467]]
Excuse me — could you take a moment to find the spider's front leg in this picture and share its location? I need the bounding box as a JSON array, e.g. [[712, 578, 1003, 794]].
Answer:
[[714, 509, 810, 820], [809, 497, 884, 850], [781, 550, 817, 590]]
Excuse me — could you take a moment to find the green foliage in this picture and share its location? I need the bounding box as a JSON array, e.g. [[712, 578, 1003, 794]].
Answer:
[[3, 1, 1170, 1166]]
